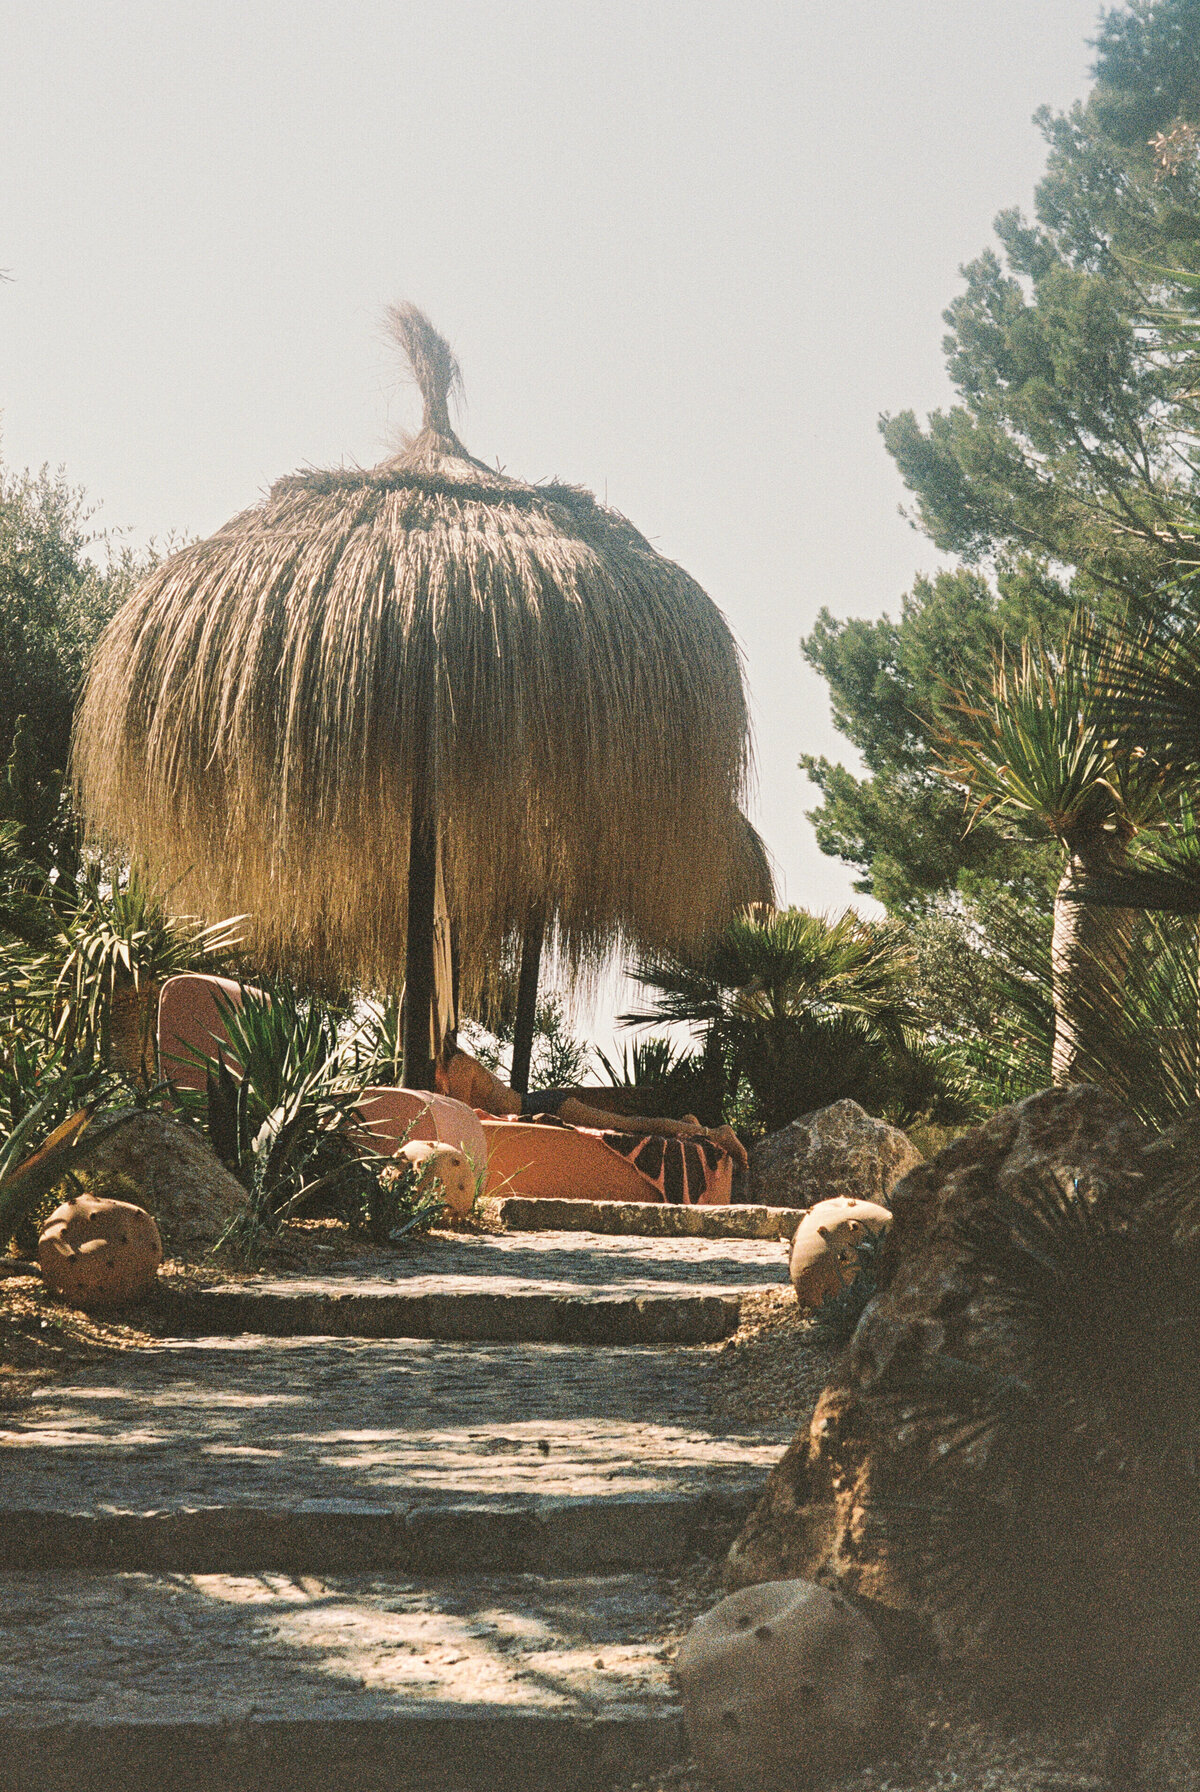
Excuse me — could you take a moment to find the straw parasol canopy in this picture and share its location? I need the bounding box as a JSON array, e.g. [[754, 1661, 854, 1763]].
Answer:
[[73, 307, 759, 1084]]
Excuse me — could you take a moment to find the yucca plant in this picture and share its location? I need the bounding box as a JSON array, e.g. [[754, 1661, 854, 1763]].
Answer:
[[592, 1032, 727, 1124], [2, 857, 244, 1085], [190, 984, 456, 1262], [936, 633, 1177, 1085], [175, 983, 363, 1209], [51, 865, 244, 1083], [348, 994, 404, 1085], [1042, 901, 1200, 1131], [0, 1043, 118, 1252], [594, 1034, 696, 1088]]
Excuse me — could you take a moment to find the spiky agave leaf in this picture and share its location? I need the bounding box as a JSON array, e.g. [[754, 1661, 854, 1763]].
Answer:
[[1087, 594, 1200, 785], [594, 1034, 696, 1088]]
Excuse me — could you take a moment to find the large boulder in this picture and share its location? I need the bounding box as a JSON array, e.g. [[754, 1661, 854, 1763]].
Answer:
[[744, 1099, 922, 1210], [79, 1110, 249, 1252], [726, 1084, 1172, 1700]]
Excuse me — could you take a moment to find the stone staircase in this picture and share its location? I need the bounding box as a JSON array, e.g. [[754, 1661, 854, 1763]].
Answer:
[[0, 1201, 800, 1791]]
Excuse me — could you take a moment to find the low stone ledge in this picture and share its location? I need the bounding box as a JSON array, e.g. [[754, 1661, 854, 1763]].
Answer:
[[2, 1709, 687, 1792], [156, 1285, 742, 1345], [493, 1196, 806, 1240], [0, 1489, 758, 1576]]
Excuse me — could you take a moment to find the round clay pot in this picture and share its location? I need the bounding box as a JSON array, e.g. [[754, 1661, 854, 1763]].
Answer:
[[399, 1141, 477, 1217], [38, 1194, 163, 1308], [788, 1196, 892, 1307], [677, 1579, 887, 1791]]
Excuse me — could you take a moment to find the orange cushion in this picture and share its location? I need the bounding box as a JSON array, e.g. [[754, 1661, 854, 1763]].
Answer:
[[481, 1119, 731, 1205]]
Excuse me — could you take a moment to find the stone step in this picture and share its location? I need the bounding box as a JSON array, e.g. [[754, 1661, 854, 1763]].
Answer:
[[0, 1488, 752, 1575], [180, 1225, 790, 1299], [152, 1226, 789, 1343], [1, 1336, 789, 1574], [157, 1284, 741, 1344], [493, 1196, 805, 1239], [0, 1568, 690, 1791]]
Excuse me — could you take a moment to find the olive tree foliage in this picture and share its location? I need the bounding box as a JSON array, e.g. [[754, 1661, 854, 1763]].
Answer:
[[0, 461, 145, 803]]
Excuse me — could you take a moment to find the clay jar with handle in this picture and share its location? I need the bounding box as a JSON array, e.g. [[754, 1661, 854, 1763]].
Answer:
[[787, 1196, 892, 1307], [38, 1193, 163, 1308]]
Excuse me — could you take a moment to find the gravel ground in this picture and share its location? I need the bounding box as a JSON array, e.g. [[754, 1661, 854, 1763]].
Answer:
[[708, 1284, 840, 1432], [0, 1217, 437, 1405], [612, 1689, 1200, 1791]]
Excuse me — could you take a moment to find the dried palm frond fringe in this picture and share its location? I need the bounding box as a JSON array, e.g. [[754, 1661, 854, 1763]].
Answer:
[[72, 308, 760, 998]]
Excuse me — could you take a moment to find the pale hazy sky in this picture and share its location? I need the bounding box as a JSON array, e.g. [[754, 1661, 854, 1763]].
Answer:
[[2, 1, 1103, 1031]]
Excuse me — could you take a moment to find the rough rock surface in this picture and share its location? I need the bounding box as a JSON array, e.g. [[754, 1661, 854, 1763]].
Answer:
[[725, 1085, 1156, 1693], [80, 1111, 248, 1251], [744, 1099, 922, 1210]]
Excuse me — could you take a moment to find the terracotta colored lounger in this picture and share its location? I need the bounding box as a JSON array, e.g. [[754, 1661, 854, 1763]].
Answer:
[[481, 1118, 732, 1205], [157, 972, 250, 1092], [158, 974, 728, 1203]]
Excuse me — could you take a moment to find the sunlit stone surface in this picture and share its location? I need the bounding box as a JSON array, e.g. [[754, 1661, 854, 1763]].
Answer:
[[0, 1571, 685, 1722]]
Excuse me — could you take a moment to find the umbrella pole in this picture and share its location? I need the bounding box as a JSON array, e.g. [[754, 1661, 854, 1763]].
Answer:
[[509, 907, 544, 1096], [401, 786, 438, 1091]]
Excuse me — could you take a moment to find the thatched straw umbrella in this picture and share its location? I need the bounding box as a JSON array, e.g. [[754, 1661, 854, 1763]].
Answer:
[[73, 308, 758, 1088]]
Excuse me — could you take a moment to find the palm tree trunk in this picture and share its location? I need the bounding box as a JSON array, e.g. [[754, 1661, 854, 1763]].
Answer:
[[1051, 849, 1135, 1086], [107, 979, 160, 1089]]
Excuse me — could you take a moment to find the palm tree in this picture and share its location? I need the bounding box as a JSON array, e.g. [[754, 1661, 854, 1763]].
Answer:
[[936, 635, 1173, 1085], [622, 906, 928, 1134]]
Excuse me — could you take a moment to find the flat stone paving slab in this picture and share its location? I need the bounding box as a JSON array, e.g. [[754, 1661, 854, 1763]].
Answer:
[[153, 1232, 788, 1347], [160, 1287, 742, 1345], [0, 1570, 686, 1790], [156, 1231, 788, 1344], [0, 1337, 789, 1570], [197, 1228, 791, 1297]]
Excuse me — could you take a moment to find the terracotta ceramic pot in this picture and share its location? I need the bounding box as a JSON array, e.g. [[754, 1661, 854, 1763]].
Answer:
[[677, 1579, 886, 1790], [38, 1194, 163, 1308], [788, 1196, 892, 1307], [399, 1141, 477, 1218]]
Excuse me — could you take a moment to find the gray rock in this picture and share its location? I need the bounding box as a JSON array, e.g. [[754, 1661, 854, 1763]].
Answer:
[[744, 1099, 922, 1210], [81, 1110, 248, 1252]]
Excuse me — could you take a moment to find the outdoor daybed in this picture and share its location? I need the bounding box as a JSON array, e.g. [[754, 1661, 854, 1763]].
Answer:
[[156, 974, 732, 1206]]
